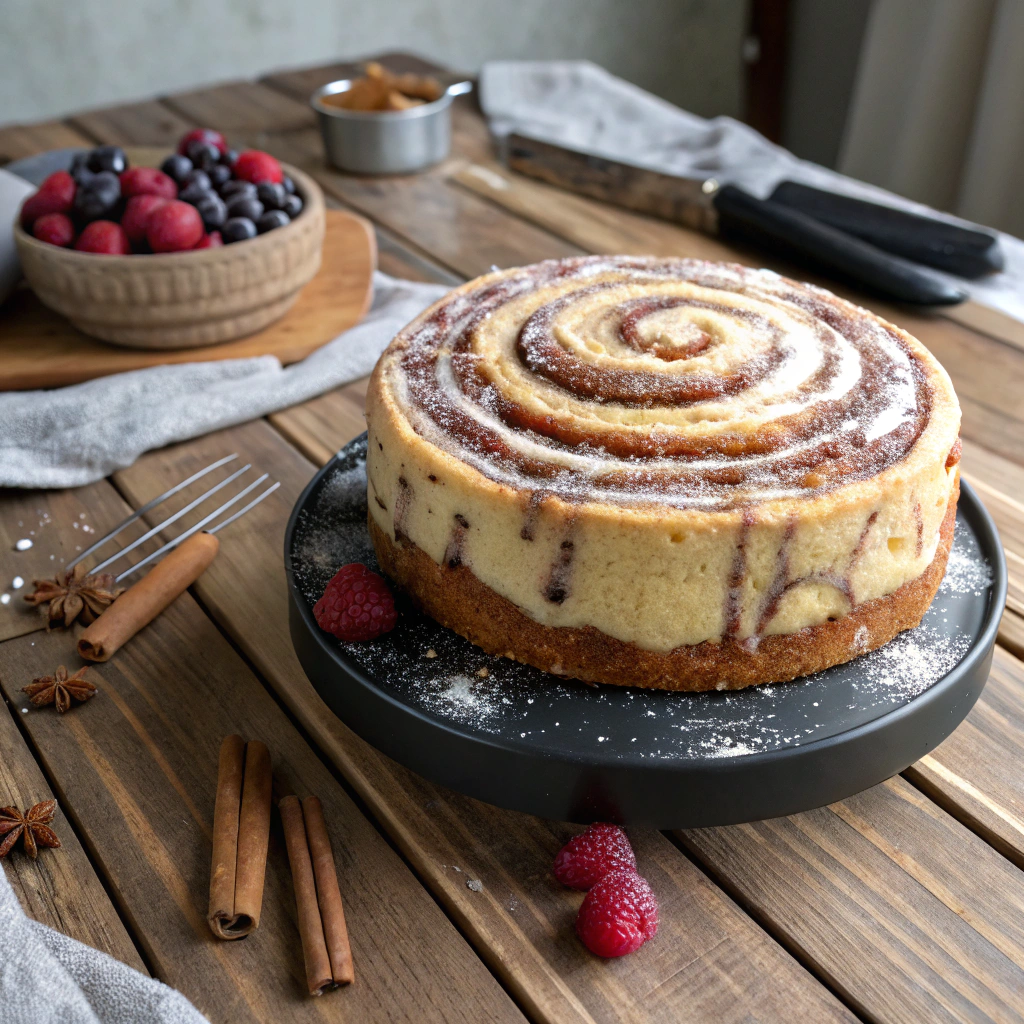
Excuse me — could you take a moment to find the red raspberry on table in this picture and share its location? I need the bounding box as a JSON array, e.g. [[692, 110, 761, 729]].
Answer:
[[553, 823, 636, 890], [119, 166, 177, 201], [121, 194, 168, 246], [146, 200, 204, 253], [20, 170, 75, 228], [177, 128, 228, 155], [233, 149, 283, 185], [194, 231, 224, 249], [575, 870, 659, 958], [314, 563, 397, 641], [32, 212, 75, 248], [74, 220, 130, 254]]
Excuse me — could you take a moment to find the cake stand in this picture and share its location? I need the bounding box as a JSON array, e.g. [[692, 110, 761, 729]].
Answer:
[[285, 434, 1006, 828]]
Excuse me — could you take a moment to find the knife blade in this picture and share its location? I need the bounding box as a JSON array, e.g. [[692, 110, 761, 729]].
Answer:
[[502, 132, 969, 306]]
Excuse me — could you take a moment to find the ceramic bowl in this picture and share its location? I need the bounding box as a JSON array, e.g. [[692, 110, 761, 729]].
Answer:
[[13, 162, 325, 349]]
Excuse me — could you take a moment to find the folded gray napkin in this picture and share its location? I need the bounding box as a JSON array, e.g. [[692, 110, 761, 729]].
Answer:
[[0, 868, 207, 1024], [0, 273, 447, 489], [478, 60, 1024, 324]]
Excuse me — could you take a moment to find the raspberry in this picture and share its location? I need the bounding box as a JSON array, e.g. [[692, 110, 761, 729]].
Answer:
[[553, 823, 636, 890], [121, 194, 168, 246], [32, 212, 75, 247], [194, 231, 223, 249], [575, 870, 659, 958], [119, 166, 177, 201], [313, 563, 397, 641], [74, 220, 130, 255], [146, 200, 204, 253], [177, 128, 227, 156], [20, 170, 75, 228], [233, 150, 283, 185]]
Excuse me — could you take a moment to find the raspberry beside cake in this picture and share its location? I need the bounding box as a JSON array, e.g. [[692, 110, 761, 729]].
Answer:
[[364, 256, 961, 691]]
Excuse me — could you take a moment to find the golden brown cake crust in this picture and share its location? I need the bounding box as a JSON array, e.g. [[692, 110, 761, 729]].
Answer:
[[370, 478, 959, 692]]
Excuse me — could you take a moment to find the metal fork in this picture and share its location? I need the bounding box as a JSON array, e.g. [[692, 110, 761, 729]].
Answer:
[[72, 456, 280, 663], [69, 454, 280, 581]]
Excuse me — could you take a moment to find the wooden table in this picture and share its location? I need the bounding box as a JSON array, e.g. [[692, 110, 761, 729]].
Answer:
[[3, 54, 1024, 1024]]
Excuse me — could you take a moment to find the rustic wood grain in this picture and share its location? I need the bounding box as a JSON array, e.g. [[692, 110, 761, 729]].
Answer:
[[0, 596, 524, 1023], [0, 483, 161, 643], [0, 121, 91, 164], [162, 81, 315, 135], [110, 418, 856, 1024], [680, 775, 1024, 1023], [998, 608, 1024, 662], [905, 644, 1024, 870], [68, 99, 193, 148], [0, 694, 147, 970]]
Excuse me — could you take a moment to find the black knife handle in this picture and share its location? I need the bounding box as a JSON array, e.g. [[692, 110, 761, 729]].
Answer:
[[713, 185, 967, 306], [770, 181, 1003, 279]]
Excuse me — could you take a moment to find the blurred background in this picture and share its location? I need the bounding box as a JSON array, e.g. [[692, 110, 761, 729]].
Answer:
[[2, 0, 1019, 235]]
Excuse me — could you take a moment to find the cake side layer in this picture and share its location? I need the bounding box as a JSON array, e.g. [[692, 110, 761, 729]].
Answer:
[[368, 477, 958, 691]]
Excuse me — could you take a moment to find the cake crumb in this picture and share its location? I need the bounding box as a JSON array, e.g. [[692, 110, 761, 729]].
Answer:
[[425, 648, 437, 658], [477, 667, 489, 678]]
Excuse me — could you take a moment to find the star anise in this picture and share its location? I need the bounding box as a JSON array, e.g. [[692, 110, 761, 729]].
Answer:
[[24, 565, 124, 629], [22, 665, 97, 713], [0, 800, 61, 859]]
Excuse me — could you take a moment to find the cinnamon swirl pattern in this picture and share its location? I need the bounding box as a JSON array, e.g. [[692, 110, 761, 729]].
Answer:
[[366, 257, 962, 690]]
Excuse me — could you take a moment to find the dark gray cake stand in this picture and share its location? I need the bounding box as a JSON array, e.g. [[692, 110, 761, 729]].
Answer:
[[285, 434, 1006, 827]]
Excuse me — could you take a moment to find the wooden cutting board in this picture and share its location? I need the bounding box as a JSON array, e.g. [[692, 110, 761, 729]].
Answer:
[[0, 208, 376, 390]]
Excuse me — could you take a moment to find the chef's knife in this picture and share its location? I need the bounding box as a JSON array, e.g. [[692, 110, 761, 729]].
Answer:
[[502, 132, 973, 306]]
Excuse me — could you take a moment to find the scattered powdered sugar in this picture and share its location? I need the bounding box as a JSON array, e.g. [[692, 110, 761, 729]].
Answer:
[[291, 446, 996, 763]]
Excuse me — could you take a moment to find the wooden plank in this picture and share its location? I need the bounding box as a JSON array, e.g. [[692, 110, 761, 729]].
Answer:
[[0, 581, 524, 1023], [68, 100, 192, 148], [0, 693, 147, 970], [0, 483, 161, 643], [680, 775, 1024, 1023], [0, 121, 91, 164], [162, 80, 314, 135], [110, 419, 856, 1024], [906, 644, 1024, 870], [998, 608, 1024, 661]]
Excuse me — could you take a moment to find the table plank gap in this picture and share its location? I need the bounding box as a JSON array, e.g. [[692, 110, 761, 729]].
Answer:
[[0, 685, 149, 972]]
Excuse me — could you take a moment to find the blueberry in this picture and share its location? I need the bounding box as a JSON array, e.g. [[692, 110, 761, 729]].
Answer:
[[160, 153, 193, 183], [256, 182, 285, 210], [186, 140, 220, 171], [226, 195, 263, 221], [73, 170, 121, 221], [283, 193, 303, 219], [208, 164, 232, 188], [182, 169, 211, 191], [195, 193, 227, 230], [257, 210, 290, 233], [221, 148, 238, 167], [220, 180, 257, 200], [87, 145, 127, 175], [282, 174, 295, 195], [179, 182, 215, 205], [69, 153, 95, 186], [222, 217, 257, 244]]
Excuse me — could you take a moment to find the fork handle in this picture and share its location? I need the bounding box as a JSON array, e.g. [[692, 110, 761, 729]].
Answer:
[[78, 532, 220, 662]]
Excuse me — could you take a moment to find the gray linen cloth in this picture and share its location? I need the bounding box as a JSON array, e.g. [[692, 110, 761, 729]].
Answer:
[[0, 868, 207, 1023], [1, 273, 447, 489], [478, 60, 1024, 324]]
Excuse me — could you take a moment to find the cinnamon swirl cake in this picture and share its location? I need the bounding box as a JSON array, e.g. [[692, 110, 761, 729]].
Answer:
[[365, 257, 961, 690]]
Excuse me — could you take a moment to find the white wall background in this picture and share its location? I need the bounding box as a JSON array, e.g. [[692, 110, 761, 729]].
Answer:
[[0, 0, 747, 127]]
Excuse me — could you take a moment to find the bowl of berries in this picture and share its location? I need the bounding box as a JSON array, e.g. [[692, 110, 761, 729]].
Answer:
[[13, 129, 325, 349]]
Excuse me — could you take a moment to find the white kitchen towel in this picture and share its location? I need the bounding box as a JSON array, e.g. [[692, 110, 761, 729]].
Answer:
[[478, 60, 1024, 324], [0, 272, 447, 489], [0, 867, 207, 1024]]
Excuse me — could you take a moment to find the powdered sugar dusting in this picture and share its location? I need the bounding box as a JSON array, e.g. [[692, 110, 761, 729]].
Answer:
[[289, 441, 996, 763]]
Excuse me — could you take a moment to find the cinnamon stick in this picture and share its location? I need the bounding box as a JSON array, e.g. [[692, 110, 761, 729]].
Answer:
[[280, 795, 334, 996], [78, 532, 219, 662], [208, 736, 272, 939], [302, 796, 354, 986]]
